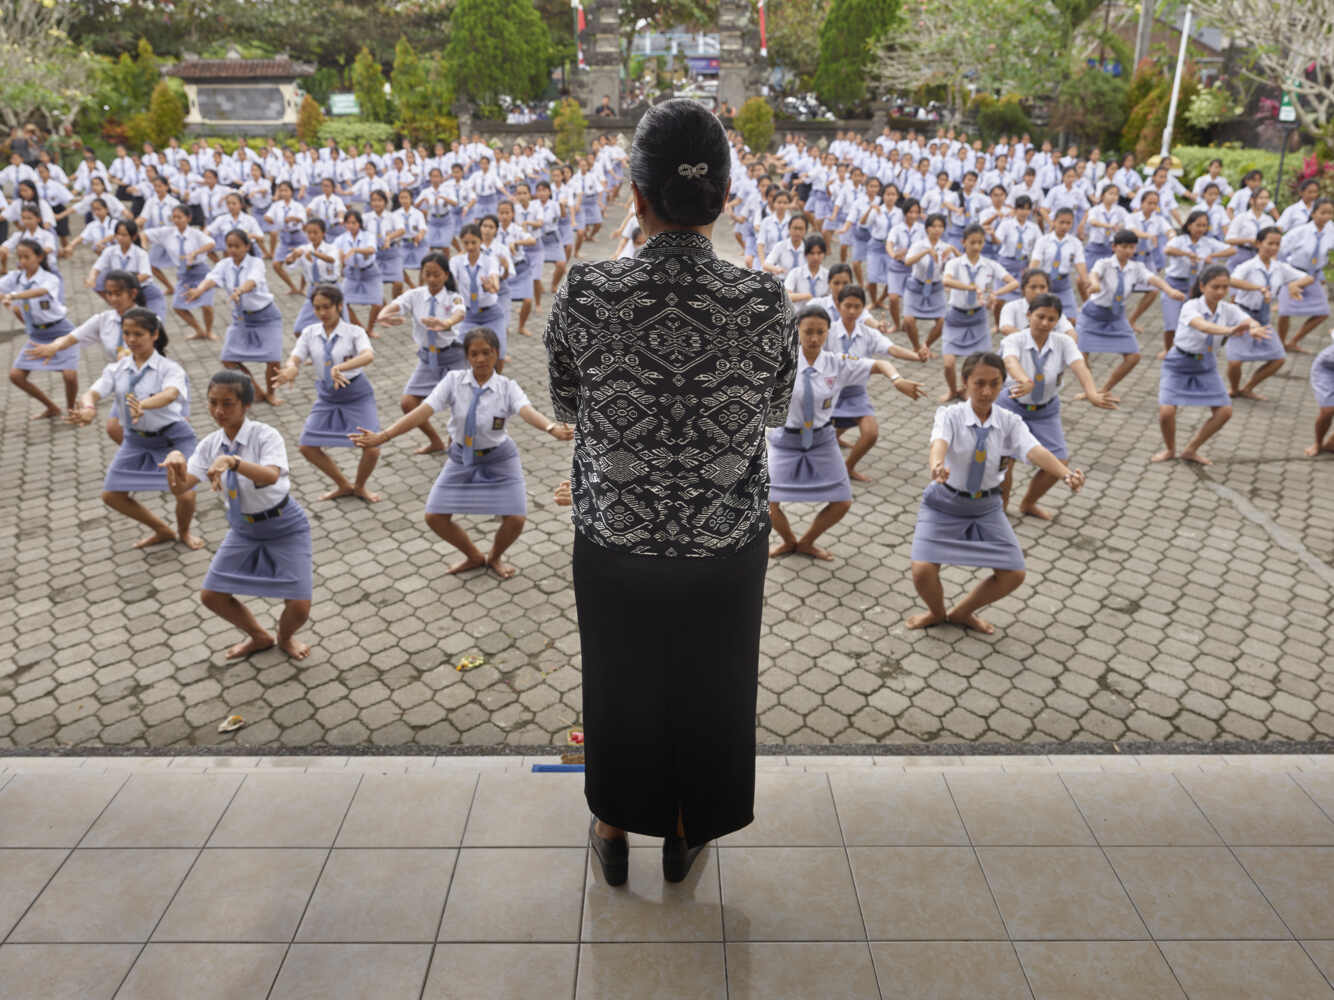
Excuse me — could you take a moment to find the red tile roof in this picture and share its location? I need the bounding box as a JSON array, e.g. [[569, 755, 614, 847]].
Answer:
[[164, 59, 315, 81]]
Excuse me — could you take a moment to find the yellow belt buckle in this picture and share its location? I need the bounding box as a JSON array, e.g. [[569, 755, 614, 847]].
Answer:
[[428, 345, 439, 353]]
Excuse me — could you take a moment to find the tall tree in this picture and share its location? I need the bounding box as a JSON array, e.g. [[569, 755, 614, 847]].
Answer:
[[813, 0, 902, 112], [765, 0, 830, 90], [445, 0, 550, 110], [351, 46, 390, 123], [0, 0, 97, 132]]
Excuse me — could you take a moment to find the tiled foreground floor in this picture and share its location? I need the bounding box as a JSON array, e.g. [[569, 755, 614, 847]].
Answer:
[[2, 753, 1334, 999]]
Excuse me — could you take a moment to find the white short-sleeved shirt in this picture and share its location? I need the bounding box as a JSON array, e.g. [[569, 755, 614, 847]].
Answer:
[[1030, 233, 1085, 277], [2, 226, 57, 257], [944, 255, 1009, 308], [907, 239, 952, 282], [450, 251, 502, 311], [424, 369, 531, 451], [826, 320, 892, 359], [1225, 210, 1263, 246], [1084, 204, 1127, 246], [1231, 256, 1304, 312], [1087, 256, 1153, 306], [1001, 328, 1083, 405], [144, 225, 213, 267], [72, 309, 129, 361], [1280, 221, 1333, 276], [1174, 298, 1247, 355], [205, 255, 274, 312], [265, 198, 308, 232], [784, 265, 829, 298], [0, 268, 66, 324], [307, 193, 347, 228], [993, 217, 1041, 260], [998, 297, 1075, 334], [188, 418, 291, 515], [94, 243, 153, 280], [90, 352, 189, 431], [782, 351, 873, 432], [1163, 235, 1229, 281], [207, 211, 262, 243], [391, 286, 466, 349], [930, 401, 1042, 491], [765, 239, 804, 276], [292, 320, 372, 381], [77, 217, 117, 250]]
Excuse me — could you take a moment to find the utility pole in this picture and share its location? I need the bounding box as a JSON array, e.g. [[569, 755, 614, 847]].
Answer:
[[1134, 0, 1155, 70]]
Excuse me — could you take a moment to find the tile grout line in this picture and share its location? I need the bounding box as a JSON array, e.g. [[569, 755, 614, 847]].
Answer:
[[417, 770, 483, 1000], [821, 769, 886, 1000], [109, 770, 251, 999], [263, 771, 364, 1000], [937, 772, 1038, 1000], [1056, 771, 1191, 999], [1282, 771, 1334, 991]]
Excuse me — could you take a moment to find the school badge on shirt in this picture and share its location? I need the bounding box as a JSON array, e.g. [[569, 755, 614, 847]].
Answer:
[[491, 416, 505, 430]]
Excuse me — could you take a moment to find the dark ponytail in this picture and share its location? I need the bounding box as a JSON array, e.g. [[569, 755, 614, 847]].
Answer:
[[123, 306, 169, 355], [629, 98, 730, 227]]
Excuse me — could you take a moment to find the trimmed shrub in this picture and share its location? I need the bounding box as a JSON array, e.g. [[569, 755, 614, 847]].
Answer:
[[734, 96, 775, 153]]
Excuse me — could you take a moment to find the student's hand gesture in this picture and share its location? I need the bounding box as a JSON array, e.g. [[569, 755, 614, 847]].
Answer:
[[84, 276, 96, 289], [125, 393, 143, 421], [1245, 323, 1270, 342], [23, 341, 58, 361], [1063, 467, 1085, 493], [1085, 391, 1117, 410], [330, 366, 350, 389], [159, 451, 189, 489], [894, 378, 926, 400], [547, 422, 574, 441], [1168, 287, 1187, 302], [349, 426, 385, 449], [1009, 376, 1035, 398], [931, 460, 950, 484], [915, 344, 930, 362], [1286, 281, 1304, 301], [273, 363, 299, 387], [553, 479, 572, 506], [65, 404, 96, 426], [205, 454, 238, 491]]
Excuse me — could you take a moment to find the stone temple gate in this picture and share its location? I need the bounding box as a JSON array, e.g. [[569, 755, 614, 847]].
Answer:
[[571, 0, 768, 116]]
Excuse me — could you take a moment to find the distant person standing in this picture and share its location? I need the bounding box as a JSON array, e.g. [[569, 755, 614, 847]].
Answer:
[[595, 96, 616, 118]]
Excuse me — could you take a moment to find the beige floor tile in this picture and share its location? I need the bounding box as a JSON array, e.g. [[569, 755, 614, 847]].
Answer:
[[830, 771, 970, 846], [0, 773, 126, 847], [1216, 755, 1310, 772], [297, 849, 453, 943], [83, 757, 175, 772], [902, 756, 965, 768], [258, 756, 349, 769], [1048, 755, 1142, 772], [207, 772, 360, 847], [1160, 940, 1334, 1000], [946, 773, 1095, 845], [1294, 772, 1334, 821], [438, 847, 585, 942], [726, 941, 881, 999], [869, 942, 1031, 1000], [153, 848, 326, 942], [1133, 755, 1225, 771], [1016, 941, 1186, 1000], [1304, 756, 1334, 771], [0, 757, 89, 770], [1235, 847, 1334, 939], [189, 756, 266, 769], [10, 848, 195, 942], [0, 850, 67, 939], [1177, 771, 1334, 845], [335, 773, 478, 848], [82, 773, 243, 848], [343, 755, 438, 773], [268, 944, 432, 1000], [1303, 940, 1334, 983], [1062, 773, 1221, 846], [0, 943, 140, 1000], [790, 755, 876, 770], [719, 846, 864, 941], [575, 942, 726, 1000], [423, 943, 578, 1000], [116, 943, 287, 1000], [461, 772, 589, 846], [718, 771, 840, 846], [1105, 846, 1287, 939], [977, 847, 1148, 940], [849, 846, 1006, 940], [582, 846, 723, 941]]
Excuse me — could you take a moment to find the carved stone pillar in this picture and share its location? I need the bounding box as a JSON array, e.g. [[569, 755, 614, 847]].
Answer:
[[572, 0, 622, 116], [716, 0, 765, 114]]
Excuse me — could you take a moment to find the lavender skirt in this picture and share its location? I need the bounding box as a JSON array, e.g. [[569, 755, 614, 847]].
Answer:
[[1311, 343, 1334, 407], [404, 344, 465, 397], [104, 420, 197, 492], [425, 437, 527, 516], [1161, 275, 1192, 331], [173, 263, 214, 310], [300, 373, 380, 448], [459, 303, 507, 358], [427, 216, 453, 249], [14, 319, 77, 371], [1159, 348, 1228, 407], [1084, 243, 1114, 268], [1077, 302, 1139, 355], [941, 306, 991, 356], [343, 262, 384, 306], [910, 480, 1024, 570], [851, 226, 870, 263], [997, 394, 1067, 461], [277, 228, 309, 254], [831, 383, 874, 421], [905, 277, 946, 320], [1228, 308, 1285, 362], [221, 302, 285, 363], [1278, 278, 1329, 318], [866, 242, 890, 285], [141, 283, 169, 323], [766, 425, 852, 504], [203, 499, 313, 601], [886, 260, 910, 297], [997, 257, 1026, 302], [376, 246, 404, 283]]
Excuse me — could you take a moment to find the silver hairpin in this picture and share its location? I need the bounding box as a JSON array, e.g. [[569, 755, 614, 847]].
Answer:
[[677, 162, 708, 179]]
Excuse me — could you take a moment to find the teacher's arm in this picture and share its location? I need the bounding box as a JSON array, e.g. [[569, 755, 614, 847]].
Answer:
[[543, 280, 580, 424]]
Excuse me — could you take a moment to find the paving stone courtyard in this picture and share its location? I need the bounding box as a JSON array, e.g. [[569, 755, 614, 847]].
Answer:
[[1, 215, 1332, 751]]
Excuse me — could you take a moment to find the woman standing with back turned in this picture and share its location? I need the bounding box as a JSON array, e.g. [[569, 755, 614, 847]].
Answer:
[[545, 100, 798, 887]]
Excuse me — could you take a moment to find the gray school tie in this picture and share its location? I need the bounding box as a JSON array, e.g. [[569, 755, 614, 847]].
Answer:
[[964, 424, 993, 496]]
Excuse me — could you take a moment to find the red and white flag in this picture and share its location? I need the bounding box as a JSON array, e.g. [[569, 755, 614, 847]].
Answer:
[[577, 41, 587, 69], [573, 0, 586, 32], [757, 0, 767, 56]]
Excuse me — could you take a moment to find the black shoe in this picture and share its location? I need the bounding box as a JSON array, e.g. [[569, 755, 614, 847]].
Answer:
[[589, 816, 628, 886], [662, 831, 705, 883]]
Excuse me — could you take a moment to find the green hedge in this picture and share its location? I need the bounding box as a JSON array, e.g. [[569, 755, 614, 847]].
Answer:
[[1173, 145, 1312, 207], [316, 121, 398, 148]]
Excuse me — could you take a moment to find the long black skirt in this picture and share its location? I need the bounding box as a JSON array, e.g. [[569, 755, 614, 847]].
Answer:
[[573, 525, 769, 850]]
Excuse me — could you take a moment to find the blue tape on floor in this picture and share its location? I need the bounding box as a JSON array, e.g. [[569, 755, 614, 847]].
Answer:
[[531, 764, 585, 772]]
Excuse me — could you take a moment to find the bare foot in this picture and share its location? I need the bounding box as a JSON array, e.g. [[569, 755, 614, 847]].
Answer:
[[937, 388, 961, 403], [795, 542, 833, 561], [1305, 443, 1322, 457], [448, 554, 487, 574], [367, 331, 381, 339], [278, 635, 311, 660], [906, 611, 946, 629], [947, 610, 995, 634], [414, 442, 446, 455], [353, 486, 382, 503], [1233, 388, 1264, 400], [1150, 449, 1175, 463], [518, 327, 533, 337], [1020, 504, 1054, 521], [1179, 450, 1212, 465], [320, 485, 355, 501], [134, 529, 177, 548], [1131, 323, 1144, 335], [769, 540, 797, 558], [180, 533, 206, 550], [487, 557, 518, 579], [32, 406, 62, 420], [848, 467, 871, 483], [226, 632, 275, 659], [187, 331, 216, 341], [1287, 342, 1312, 355]]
